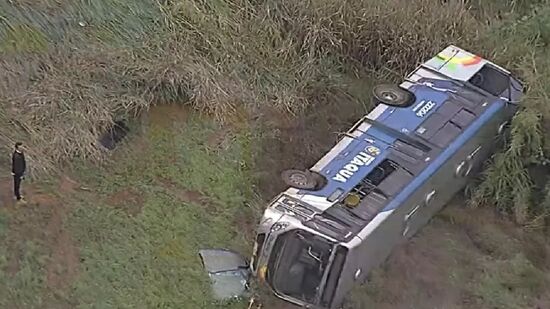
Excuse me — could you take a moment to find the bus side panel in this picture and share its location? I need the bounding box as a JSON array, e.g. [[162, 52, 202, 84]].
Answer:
[[402, 103, 515, 239], [329, 102, 514, 308], [330, 190, 430, 308]]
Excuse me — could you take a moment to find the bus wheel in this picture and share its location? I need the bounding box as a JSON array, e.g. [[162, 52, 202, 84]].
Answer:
[[373, 84, 415, 107], [281, 169, 325, 190]]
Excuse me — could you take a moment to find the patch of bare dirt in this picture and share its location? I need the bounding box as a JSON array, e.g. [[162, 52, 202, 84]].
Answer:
[[176, 189, 209, 205], [30, 193, 59, 207], [232, 207, 258, 243], [207, 129, 228, 148], [46, 226, 80, 290], [521, 233, 550, 270], [106, 188, 145, 216], [147, 103, 190, 130], [254, 93, 367, 200], [534, 296, 550, 309], [156, 177, 215, 211], [43, 178, 81, 292], [6, 247, 21, 277], [59, 175, 79, 195]]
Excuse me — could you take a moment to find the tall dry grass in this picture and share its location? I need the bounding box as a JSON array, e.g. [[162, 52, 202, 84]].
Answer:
[[0, 0, 163, 174], [0, 0, 481, 174]]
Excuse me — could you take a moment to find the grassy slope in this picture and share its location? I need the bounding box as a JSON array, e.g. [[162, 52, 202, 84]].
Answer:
[[1, 0, 549, 222], [68, 107, 256, 308], [0, 105, 258, 308]]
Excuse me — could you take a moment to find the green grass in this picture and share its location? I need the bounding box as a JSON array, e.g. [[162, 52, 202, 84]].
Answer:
[[0, 0, 162, 49], [0, 108, 260, 309], [0, 23, 48, 53], [0, 206, 53, 309], [67, 109, 254, 308], [0, 210, 7, 235], [473, 253, 549, 309], [0, 241, 48, 308]]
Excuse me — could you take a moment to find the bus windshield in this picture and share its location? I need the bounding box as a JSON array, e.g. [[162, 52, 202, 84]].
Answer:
[[267, 229, 333, 303]]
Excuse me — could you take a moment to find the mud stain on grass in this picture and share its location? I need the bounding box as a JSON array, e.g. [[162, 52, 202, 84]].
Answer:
[[156, 177, 216, 212], [46, 227, 80, 291], [106, 188, 145, 216], [44, 178, 81, 291], [146, 103, 190, 130]]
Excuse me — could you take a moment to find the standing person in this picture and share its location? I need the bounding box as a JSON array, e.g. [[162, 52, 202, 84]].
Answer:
[[11, 142, 26, 202]]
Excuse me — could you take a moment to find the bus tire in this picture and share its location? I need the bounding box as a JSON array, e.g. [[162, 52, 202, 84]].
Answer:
[[373, 84, 415, 107], [281, 169, 324, 190]]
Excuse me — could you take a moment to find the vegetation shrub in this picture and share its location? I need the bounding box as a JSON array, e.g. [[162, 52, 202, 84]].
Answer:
[[470, 3, 550, 225]]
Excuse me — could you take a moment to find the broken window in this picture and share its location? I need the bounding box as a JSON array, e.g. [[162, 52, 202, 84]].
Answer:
[[469, 64, 510, 97], [267, 230, 333, 303], [198, 249, 251, 301]]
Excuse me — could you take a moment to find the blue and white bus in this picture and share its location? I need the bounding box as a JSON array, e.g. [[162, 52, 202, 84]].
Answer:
[[249, 45, 525, 309]]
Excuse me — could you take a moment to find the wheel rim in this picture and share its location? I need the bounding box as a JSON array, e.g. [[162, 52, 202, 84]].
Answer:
[[289, 172, 308, 186], [381, 91, 397, 102]]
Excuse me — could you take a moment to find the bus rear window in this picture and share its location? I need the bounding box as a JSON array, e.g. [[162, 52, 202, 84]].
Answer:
[[469, 64, 510, 97]]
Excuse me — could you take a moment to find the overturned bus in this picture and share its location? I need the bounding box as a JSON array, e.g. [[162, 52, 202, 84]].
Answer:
[[249, 45, 525, 308]]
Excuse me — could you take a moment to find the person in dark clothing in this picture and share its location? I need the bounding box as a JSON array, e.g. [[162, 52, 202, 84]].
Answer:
[[11, 142, 26, 201]]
